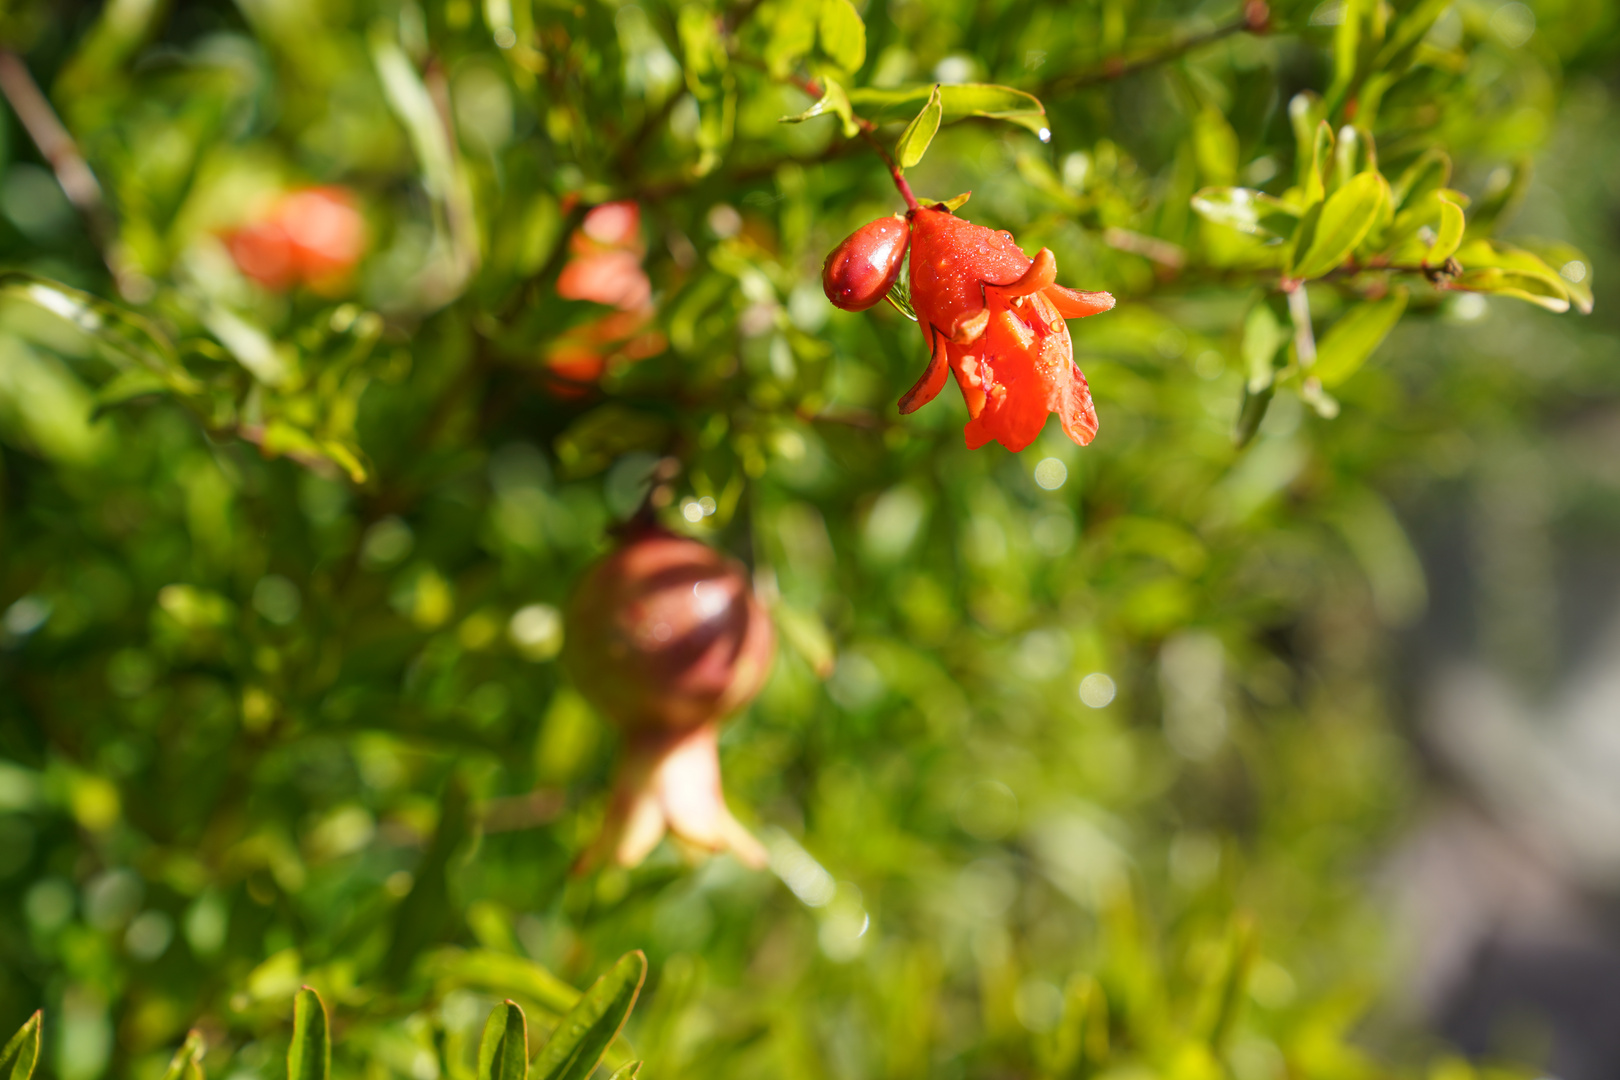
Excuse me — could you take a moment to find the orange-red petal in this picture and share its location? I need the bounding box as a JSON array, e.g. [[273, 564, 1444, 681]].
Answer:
[[1045, 284, 1115, 318], [899, 325, 951, 414]]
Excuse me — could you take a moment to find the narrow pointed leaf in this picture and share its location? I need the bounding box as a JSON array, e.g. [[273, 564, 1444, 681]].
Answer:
[[0, 1012, 41, 1080], [161, 1030, 207, 1080], [848, 83, 1044, 128], [1313, 289, 1408, 388], [0, 273, 201, 395], [895, 84, 943, 169], [288, 987, 331, 1080], [1516, 238, 1594, 314], [606, 1065, 641, 1080], [1191, 188, 1300, 238], [532, 951, 648, 1080], [1233, 383, 1274, 448], [478, 1001, 529, 1080], [1391, 147, 1451, 210], [779, 77, 857, 137], [1290, 171, 1387, 279]]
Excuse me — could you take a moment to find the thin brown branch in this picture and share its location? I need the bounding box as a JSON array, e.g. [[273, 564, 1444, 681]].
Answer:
[[1040, 1, 1270, 96], [0, 51, 122, 279]]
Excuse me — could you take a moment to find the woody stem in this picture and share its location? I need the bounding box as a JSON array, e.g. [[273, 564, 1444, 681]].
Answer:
[[0, 51, 120, 281], [857, 124, 920, 212]]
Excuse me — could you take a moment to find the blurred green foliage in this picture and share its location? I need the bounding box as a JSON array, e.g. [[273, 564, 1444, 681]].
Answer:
[[1, 0, 1617, 1077]]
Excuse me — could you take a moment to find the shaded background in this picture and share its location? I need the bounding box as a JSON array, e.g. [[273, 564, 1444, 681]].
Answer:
[[2, 0, 1619, 1077]]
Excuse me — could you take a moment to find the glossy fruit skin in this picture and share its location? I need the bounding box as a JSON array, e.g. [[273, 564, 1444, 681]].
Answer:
[[563, 527, 775, 736], [822, 216, 910, 312]]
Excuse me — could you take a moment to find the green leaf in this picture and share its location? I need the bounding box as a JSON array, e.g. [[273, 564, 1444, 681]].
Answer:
[[778, 77, 857, 138], [1192, 107, 1239, 186], [816, 0, 865, 72], [1287, 92, 1325, 194], [370, 29, 456, 200], [1428, 194, 1465, 264], [1289, 171, 1387, 279], [0, 273, 201, 396], [848, 83, 1045, 130], [763, 0, 816, 76], [1298, 119, 1333, 207], [427, 949, 585, 1016], [287, 988, 330, 1080], [478, 1001, 529, 1080], [92, 366, 170, 416], [606, 1065, 642, 1080], [1374, 0, 1454, 72], [1515, 237, 1594, 314], [1232, 382, 1274, 448], [1045, 974, 1107, 1077], [1455, 239, 1570, 296], [532, 951, 648, 1080], [774, 602, 836, 678], [895, 84, 942, 169], [1448, 268, 1569, 312], [1448, 239, 1574, 312], [1242, 300, 1290, 392], [1312, 288, 1408, 388], [1190, 188, 1300, 239], [161, 1030, 207, 1080], [1195, 918, 1256, 1051], [1391, 147, 1451, 210], [0, 1012, 41, 1080]]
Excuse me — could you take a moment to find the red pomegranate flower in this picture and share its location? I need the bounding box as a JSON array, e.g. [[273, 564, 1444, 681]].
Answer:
[[226, 186, 365, 293], [549, 201, 666, 392], [825, 203, 1115, 452], [564, 525, 774, 868]]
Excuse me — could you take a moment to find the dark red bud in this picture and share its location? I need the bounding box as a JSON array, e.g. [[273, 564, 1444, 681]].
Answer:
[[563, 527, 775, 736], [822, 216, 910, 312]]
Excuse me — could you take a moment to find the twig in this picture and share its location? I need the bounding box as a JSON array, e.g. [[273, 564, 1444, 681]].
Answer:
[[0, 51, 121, 276], [1285, 280, 1316, 368], [1040, 1, 1270, 95]]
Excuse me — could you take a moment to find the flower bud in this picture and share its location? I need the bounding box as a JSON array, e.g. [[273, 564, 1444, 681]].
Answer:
[[822, 216, 909, 312], [564, 526, 775, 868], [563, 526, 774, 736]]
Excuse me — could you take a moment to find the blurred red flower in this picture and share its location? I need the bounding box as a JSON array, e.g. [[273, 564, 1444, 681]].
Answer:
[[547, 201, 666, 392], [225, 186, 365, 293]]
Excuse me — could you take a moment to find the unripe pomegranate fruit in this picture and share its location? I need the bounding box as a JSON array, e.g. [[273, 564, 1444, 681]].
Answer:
[[822, 215, 909, 312], [563, 525, 774, 868]]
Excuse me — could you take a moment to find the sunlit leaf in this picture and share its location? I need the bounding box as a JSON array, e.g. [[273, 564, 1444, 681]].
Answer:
[[0, 1012, 41, 1080], [1391, 147, 1452, 210], [1289, 171, 1388, 279], [1312, 288, 1408, 387], [160, 1030, 206, 1080], [1190, 188, 1299, 239], [895, 84, 942, 170], [477, 1001, 528, 1080], [1515, 237, 1594, 314], [816, 0, 865, 72], [778, 77, 857, 137], [848, 83, 1045, 129], [532, 951, 647, 1080], [0, 273, 200, 396], [287, 988, 330, 1080]]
